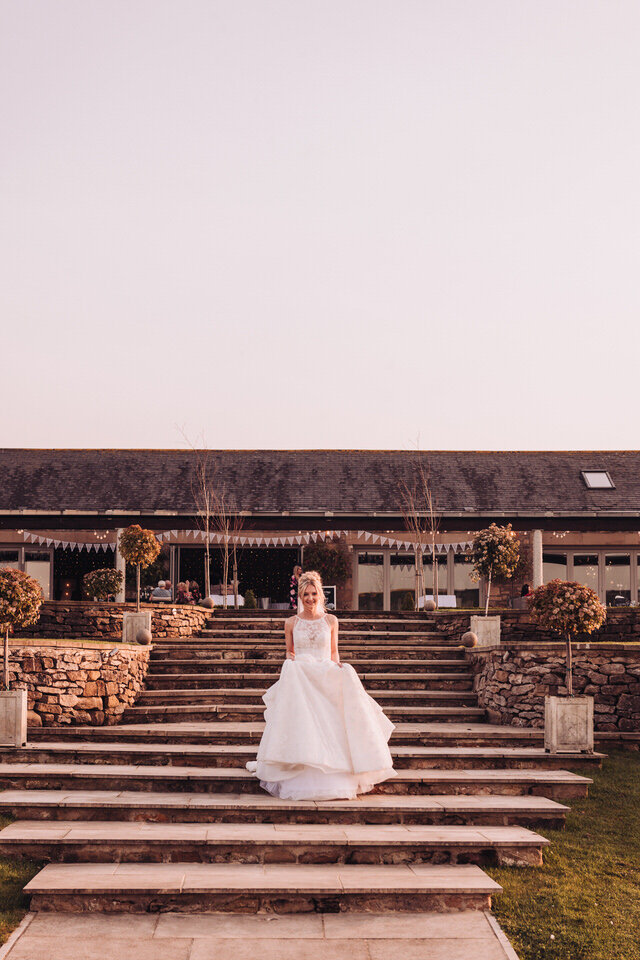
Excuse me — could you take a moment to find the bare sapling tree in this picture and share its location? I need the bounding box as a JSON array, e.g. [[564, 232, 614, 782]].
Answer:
[[182, 433, 243, 604], [400, 461, 441, 610]]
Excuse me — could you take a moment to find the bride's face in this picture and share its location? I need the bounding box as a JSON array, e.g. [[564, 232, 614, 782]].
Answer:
[[302, 584, 319, 612]]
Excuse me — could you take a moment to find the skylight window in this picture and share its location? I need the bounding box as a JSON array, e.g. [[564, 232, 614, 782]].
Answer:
[[581, 471, 615, 489]]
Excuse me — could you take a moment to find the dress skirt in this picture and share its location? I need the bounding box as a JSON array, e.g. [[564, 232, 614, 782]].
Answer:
[[246, 655, 396, 801]]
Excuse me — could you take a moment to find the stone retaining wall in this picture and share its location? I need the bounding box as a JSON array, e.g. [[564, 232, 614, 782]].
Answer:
[[14, 601, 211, 640], [433, 608, 640, 644], [6, 641, 150, 727], [469, 643, 640, 732]]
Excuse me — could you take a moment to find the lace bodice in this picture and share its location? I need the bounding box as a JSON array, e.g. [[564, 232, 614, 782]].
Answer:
[[292, 614, 332, 661]]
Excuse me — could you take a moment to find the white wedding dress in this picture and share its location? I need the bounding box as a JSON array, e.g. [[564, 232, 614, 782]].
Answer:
[[246, 614, 396, 800]]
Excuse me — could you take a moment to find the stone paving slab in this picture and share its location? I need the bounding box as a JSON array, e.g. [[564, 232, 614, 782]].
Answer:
[[0, 911, 519, 959]]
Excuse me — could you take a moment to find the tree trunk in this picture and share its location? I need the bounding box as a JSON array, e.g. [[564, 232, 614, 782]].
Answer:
[[484, 570, 492, 616], [566, 634, 573, 696], [3, 627, 8, 690], [414, 547, 421, 611], [233, 543, 238, 610], [136, 565, 141, 612]]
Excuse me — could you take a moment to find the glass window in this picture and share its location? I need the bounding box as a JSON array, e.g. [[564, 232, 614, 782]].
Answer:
[[390, 553, 415, 610], [422, 553, 447, 595], [543, 552, 567, 582], [454, 554, 479, 608], [0, 549, 19, 570], [25, 552, 51, 600], [572, 554, 598, 593], [605, 555, 631, 606], [581, 471, 614, 489], [358, 553, 384, 610]]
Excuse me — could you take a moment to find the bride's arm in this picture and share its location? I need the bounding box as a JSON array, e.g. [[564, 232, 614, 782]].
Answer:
[[330, 615, 342, 666], [285, 617, 295, 660]]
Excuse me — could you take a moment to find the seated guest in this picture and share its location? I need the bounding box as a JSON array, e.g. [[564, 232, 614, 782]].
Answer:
[[189, 580, 201, 604], [149, 580, 171, 601], [176, 581, 192, 604]]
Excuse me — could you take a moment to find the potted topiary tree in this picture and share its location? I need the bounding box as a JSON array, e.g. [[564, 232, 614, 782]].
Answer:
[[470, 523, 520, 646], [118, 525, 161, 643], [83, 568, 124, 602], [0, 568, 43, 746], [528, 579, 606, 753]]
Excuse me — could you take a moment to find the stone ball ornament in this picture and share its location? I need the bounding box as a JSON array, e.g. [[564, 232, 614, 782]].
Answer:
[[202, 597, 215, 609], [462, 631, 478, 648], [136, 628, 152, 645], [424, 599, 437, 612]]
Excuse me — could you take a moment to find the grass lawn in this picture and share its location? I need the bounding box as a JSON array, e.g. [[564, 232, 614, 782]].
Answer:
[[0, 816, 40, 946], [487, 750, 640, 960]]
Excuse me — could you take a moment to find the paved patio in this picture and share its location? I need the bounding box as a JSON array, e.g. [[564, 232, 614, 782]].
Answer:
[[0, 911, 520, 960]]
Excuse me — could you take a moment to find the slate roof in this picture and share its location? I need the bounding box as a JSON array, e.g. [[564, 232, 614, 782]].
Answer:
[[0, 449, 639, 518]]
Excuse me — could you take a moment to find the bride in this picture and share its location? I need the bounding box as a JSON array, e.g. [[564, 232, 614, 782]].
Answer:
[[246, 570, 396, 800]]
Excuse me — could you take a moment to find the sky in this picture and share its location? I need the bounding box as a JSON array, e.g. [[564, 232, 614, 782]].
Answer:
[[2, 1, 639, 451]]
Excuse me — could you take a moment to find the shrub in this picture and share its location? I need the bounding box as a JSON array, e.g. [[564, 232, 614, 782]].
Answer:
[[303, 541, 350, 586], [118, 525, 161, 611], [471, 523, 520, 614], [0, 569, 43, 688], [528, 579, 606, 695], [83, 568, 123, 601], [244, 589, 257, 609], [399, 591, 415, 611]]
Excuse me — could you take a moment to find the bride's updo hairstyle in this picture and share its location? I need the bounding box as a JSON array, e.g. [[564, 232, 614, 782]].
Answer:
[[297, 570, 325, 612]]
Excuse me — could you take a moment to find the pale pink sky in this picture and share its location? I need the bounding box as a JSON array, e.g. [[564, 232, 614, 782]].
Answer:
[[2, 1, 639, 450]]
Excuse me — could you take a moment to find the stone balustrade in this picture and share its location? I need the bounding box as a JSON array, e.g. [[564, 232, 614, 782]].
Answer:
[[13, 601, 211, 640], [5, 640, 150, 727], [468, 643, 640, 732]]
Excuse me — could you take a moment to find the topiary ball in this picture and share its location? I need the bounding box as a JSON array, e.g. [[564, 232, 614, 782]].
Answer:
[[424, 598, 437, 612], [136, 628, 152, 645], [462, 631, 478, 648], [202, 597, 214, 609]]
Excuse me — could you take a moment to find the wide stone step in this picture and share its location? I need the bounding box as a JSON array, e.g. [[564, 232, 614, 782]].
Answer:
[[135, 688, 479, 707], [0, 763, 591, 800], [153, 648, 464, 662], [24, 861, 502, 913], [196, 622, 447, 643], [121, 704, 486, 723], [205, 617, 437, 630], [143, 672, 474, 691], [2, 742, 604, 771], [0, 789, 570, 826], [0, 820, 549, 868], [26, 721, 550, 748], [148, 657, 470, 673]]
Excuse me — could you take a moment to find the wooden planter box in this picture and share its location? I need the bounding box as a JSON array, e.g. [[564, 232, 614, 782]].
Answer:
[[470, 615, 501, 648], [545, 695, 594, 754], [0, 690, 27, 747]]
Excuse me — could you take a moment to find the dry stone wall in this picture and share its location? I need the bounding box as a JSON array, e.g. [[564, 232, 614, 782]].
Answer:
[[14, 601, 211, 640], [469, 643, 640, 733], [433, 608, 640, 644], [7, 641, 150, 727]]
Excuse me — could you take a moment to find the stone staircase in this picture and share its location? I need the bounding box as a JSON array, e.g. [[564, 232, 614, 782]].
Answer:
[[0, 611, 602, 919]]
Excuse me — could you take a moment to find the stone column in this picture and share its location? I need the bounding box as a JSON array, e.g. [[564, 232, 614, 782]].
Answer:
[[532, 529, 543, 588], [114, 529, 126, 603]]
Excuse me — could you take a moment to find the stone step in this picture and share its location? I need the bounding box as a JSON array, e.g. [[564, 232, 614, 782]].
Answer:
[[203, 624, 436, 633], [24, 861, 502, 914], [196, 623, 447, 643], [0, 763, 591, 800], [26, 721, 549, 748], [0, 789, 570, 827], [143, 673, 474, 691], [2, 742, 604, 771], [148, 657, 470, 673], [120, 704, 486, 723], [0, 820, 549, 868], [135, 688, 479, 707], [153, 648, 464, 662]]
